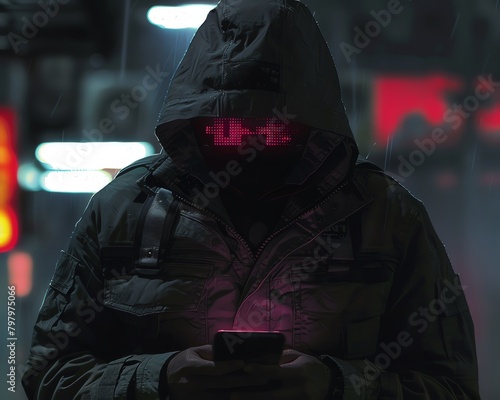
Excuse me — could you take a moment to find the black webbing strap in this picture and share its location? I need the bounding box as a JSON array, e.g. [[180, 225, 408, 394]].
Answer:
[[135, 188, 180, 275], [93, 358, 129, 400]]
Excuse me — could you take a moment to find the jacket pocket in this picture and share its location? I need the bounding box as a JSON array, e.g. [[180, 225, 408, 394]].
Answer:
[[291, 260, 394, 357], [50, 250, 79, 295], [37, 251, 79, 331], [103, 257, 213, 316]]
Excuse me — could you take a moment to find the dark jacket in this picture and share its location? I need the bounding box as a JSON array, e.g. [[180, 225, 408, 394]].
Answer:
[[23, 0, 479, 398]]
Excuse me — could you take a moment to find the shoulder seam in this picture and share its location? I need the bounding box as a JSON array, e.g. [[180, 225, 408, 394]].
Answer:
[[115, 154, 162, 179]]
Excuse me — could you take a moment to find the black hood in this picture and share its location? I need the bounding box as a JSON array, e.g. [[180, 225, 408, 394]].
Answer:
[[153, 0, 358, 200]]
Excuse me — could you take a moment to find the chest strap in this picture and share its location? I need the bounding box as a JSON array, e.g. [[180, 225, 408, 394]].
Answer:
[[135, 188, 180, 275]]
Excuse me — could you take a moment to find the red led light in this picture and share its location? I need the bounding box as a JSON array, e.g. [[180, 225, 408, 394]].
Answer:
[[205, 118, 299, 146]]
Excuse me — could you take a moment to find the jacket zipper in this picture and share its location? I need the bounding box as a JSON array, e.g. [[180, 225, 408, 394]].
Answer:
[[233, 180, 351, 326], [171, 193, 255, 261], [252, 180, 349, 262], [172, 180, 349, 265]]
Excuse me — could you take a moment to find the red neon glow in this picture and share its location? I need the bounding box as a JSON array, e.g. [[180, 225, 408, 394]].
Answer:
[[477, 103, 500, 143], [374, 75, 464, 144], [0, 109, 18, 253], [0, 208, 18, 252], [205, 118, 299, 146], [8, 252, 33, 297]]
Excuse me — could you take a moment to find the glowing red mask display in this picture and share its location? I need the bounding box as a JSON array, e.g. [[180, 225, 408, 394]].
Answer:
[[203, 118, 302, 146]]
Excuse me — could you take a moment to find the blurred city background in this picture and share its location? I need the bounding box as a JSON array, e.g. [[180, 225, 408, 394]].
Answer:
[[0, 0, 498, 398]]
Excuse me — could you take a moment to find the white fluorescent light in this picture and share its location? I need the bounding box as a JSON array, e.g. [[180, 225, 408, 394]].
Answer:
[[40, 170, 113, 193], [147, 5, 215, 30], [35, 142, 155, 171]]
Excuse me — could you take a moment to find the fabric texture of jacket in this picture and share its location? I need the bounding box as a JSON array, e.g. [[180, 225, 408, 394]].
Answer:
[[23, 0, 479, 399]]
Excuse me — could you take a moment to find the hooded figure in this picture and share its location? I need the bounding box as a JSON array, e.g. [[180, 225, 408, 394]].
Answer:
[[23, 1, 479, 399], [154, 0, 358, 252]]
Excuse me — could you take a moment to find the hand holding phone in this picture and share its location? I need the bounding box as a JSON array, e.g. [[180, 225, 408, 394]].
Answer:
[[166, 344, 273, 400], [231, 349, 335, 400], [213, 330, 285, 365]]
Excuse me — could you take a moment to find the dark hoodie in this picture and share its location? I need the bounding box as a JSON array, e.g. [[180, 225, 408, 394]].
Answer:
[[153, 0, 358, 248], [22, 1, 480, 399]]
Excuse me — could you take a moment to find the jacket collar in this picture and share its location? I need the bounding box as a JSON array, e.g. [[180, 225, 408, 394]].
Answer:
[[149, 135, 370, 233]]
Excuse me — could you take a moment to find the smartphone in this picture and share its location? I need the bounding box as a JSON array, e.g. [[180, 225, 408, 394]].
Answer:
[[213, 330, 285, 365]]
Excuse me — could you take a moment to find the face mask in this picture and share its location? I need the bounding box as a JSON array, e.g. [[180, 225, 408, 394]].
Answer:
[[190, 117, 310, 193], [191, 117, 309, 158], [197, 117, 306, 146]]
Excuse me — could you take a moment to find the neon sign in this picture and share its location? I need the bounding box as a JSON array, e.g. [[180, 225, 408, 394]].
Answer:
[[0, 109, 18, 253], [373, 74, 464, 144]]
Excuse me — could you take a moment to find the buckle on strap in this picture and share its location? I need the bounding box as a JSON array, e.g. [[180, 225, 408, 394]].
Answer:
[[135, 188, 179, 275]]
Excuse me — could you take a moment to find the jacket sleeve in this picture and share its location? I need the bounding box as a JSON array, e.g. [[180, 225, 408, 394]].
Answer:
[[321, 201, 480, 399], [22, 197, 178, 400]]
